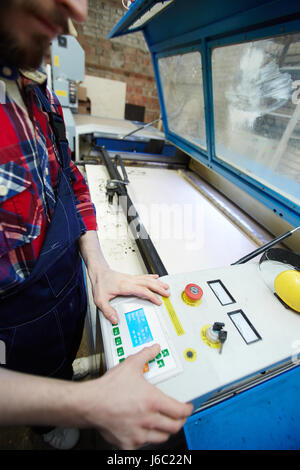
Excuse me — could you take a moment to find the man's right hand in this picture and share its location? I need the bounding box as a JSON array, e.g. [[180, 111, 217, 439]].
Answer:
[[78, 344, 193, 450]]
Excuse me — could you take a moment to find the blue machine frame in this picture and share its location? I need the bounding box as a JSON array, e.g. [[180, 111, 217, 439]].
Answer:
[[109, 0, 300, 227], [94, 136, 177, 156], [109, 0, 300, 450], [184, 365, 300, 450]]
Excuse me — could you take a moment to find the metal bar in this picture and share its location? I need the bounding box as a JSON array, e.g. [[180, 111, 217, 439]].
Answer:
[[97, 146, 168, 277], [231, 226, 300, 265], [120, 117, 162, 140]]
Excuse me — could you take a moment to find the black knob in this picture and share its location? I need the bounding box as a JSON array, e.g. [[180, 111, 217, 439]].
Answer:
[[212, 322, 225, 331]]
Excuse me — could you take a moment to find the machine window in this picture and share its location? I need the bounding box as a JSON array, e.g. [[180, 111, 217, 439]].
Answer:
[[158, 51, 207, 150], [212, 33, 300, 206]]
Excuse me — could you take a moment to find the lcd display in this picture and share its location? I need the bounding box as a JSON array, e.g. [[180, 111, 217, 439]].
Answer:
[[125, 308, 153, 348]]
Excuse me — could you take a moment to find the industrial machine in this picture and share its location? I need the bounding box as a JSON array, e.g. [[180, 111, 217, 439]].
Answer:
[[109, 0, 300, 235], [92, 0, 300, 450], [50, 35, 85, 152]]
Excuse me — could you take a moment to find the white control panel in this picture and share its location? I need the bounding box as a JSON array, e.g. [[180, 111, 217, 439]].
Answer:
[[100, 299, 183, 384], [99, 262, 300, 410]]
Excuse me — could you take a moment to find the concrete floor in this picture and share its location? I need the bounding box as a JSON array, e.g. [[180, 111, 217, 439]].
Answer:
[[0, 424, 187, 451], [0, 425, 111, 450]]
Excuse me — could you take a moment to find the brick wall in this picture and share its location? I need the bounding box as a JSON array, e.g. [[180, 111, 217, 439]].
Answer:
[[75, 0, 160, 123]]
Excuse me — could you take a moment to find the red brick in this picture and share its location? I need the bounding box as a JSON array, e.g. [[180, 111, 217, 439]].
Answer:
[[76, 0, 160, 120]]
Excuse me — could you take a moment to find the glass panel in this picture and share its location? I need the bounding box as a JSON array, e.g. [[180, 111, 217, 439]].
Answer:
[[158, 52, 207, 150], [212, 34, 300, 205]]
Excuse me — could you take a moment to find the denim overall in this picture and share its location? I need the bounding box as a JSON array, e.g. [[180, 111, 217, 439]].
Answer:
[[0, 86, 87, 382]]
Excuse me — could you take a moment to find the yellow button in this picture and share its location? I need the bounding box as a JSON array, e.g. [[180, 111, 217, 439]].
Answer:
[[0, 185, 8, 196], [184, 348, 197, 362]]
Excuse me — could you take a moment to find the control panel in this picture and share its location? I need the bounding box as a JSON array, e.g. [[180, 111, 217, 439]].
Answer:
[[100, 300, 183, 384], [99, 262, 300, 410]]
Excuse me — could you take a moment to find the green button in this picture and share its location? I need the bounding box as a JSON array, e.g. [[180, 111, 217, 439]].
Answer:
[[117, 347, 124, 357], [115, 337, 122, 346], [162, 349, 169, 357], [157, 359, 165, 368], [119, 358, 125, 363], [149, 359, 155, 364], [112, 323, 118, 327], [113, 327, 120, 336], [156, 353, 162, 360]]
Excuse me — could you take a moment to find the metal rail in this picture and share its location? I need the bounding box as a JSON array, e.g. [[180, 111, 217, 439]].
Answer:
[[97, 145, 168, 277]]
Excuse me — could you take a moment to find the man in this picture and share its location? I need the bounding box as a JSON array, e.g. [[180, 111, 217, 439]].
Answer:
[[0, 0, 193, 450]]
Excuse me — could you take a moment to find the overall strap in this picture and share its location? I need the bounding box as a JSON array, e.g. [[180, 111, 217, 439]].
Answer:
[[34, 85, 70, 172]]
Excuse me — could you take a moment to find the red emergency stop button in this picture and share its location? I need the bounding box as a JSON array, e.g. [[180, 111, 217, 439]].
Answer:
[[182, 283, 203, 306]]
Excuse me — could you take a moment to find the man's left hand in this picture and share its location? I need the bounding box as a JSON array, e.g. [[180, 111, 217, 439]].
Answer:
[[90, 270, 170, 323]]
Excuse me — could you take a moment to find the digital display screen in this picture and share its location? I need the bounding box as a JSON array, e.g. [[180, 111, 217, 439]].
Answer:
[[125, 308, 153, 348]]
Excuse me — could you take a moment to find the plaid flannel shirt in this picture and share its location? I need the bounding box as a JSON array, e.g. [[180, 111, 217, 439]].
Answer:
[[0, 65, 97, 294]]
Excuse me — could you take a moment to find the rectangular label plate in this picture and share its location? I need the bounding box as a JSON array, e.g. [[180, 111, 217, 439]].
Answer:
[[228, 309, 262, 344]]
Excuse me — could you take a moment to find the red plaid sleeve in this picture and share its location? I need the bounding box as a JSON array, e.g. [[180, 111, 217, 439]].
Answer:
[[69, 160, 98, 231]]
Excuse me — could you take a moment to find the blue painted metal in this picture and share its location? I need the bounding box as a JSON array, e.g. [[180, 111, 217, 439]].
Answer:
[[146, 40, 170, 142], [108, 0, 155, 39], [201, 40, 214, 165], [184, 365, 300, 450], [111, 0, 300, 43], [94, 136, 176, 156]]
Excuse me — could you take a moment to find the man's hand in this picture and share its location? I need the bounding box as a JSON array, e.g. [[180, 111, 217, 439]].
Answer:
[[78, 344, 193, 449], [91, 269, 170, 323], [0, 345, 192, 449], [78, 231, 170, 323]]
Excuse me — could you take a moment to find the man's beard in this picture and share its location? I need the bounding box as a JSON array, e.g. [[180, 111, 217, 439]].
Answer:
[[0, 0, 68, 70], [0, 30, 50, 70]]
